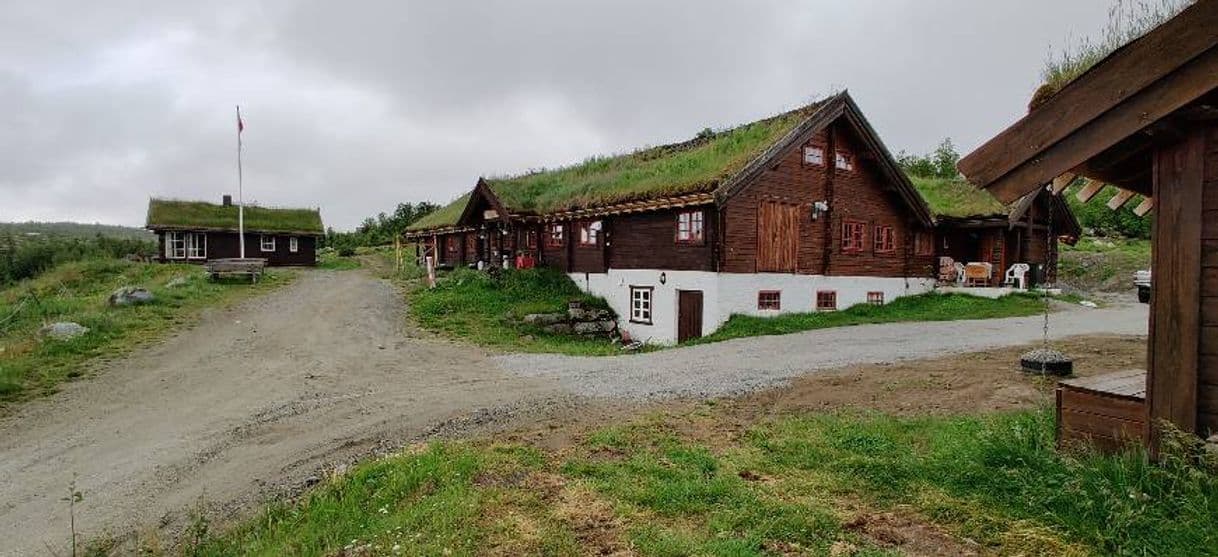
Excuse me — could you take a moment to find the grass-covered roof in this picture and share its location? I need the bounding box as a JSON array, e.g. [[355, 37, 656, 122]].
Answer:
[[146, 199, 324, 235], [407, 102, 824, 231], [907, 175, 1009, 219]]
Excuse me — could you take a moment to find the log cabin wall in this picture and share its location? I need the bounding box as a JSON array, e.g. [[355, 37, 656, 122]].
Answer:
[[608, 208, 716, 271], [1197, 122, 1218, 434], [156, 231, 317, 266], [720, 126, 934, 277], [570, 219, 607, 273], [540, 221, 570, 271]]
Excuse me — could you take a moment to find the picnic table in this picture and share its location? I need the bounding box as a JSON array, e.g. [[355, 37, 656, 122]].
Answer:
[[204, 258, 268, 283]]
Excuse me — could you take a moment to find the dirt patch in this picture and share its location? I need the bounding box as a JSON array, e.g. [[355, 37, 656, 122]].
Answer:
[[842, 506, 981, 557]]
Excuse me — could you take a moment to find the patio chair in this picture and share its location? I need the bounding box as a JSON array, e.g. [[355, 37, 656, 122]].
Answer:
[[1004, 263, 1031, 289]]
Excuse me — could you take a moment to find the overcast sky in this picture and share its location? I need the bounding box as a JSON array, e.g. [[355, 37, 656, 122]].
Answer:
[[1, 0, 1115, 230]]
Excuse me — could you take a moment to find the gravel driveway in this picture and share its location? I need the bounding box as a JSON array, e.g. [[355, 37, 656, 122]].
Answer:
[[495, 302, 1149, 399], [0, 270, 1147, 556]]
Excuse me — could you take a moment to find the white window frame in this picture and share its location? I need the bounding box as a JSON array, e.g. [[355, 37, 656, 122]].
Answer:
[[803, 145, 825, 166], [186, 233, 206, 259], [289, 237, 299, 253], [165, 232, 187, 259], [260, 235, 276, 252], [676, 210, 704, 244], [579, 220, 602, 246], [629, 286, 653, 325], [835, 151, 854, 171]]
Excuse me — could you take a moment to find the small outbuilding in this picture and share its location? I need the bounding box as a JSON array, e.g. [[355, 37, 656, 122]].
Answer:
[[959, 0, 1218, 449], [145, 196, 323, 266]]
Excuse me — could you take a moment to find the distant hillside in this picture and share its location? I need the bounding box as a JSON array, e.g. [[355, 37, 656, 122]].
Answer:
[[0, 221, 153, 242]]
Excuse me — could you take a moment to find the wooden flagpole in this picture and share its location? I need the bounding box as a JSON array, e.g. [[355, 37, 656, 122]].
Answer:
[[237, 105, 246, 259]]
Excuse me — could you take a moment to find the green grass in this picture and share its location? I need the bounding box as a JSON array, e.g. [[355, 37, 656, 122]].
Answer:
[[195, 406, 1218, 556], [0, 258, 291, 405], [690, 292, 1047, 345], [908, 175, 1008, 219], [147, 199, 324, 234], [409, 102, 824, 230], [316, 250, 361, 270], [409, 267, 625, 356], [1059, 236, 1151, 292]]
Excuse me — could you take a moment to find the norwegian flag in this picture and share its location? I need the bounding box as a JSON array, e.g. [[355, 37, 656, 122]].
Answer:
[[238, 113, 245, 134]]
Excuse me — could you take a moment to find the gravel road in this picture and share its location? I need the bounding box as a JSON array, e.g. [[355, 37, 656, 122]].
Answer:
[[495, 302, 1149, 399], [0, 270, 1148, 556], [0, 270, 554, 557]]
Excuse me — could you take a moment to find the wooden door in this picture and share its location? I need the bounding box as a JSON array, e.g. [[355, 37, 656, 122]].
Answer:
[[677, 290, 703, 343], [757, 201, 799, 272]]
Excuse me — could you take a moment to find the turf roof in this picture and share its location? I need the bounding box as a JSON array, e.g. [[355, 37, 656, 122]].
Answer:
[[907, 175, 1009, 220], [407, 102, 823, 231], [146, 199, 324, 235]]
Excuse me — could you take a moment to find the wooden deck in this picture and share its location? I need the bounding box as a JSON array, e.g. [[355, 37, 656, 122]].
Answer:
[[1056, 369, 1147, 451]]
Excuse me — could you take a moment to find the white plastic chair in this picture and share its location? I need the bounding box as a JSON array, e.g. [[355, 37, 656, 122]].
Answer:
[[1005, 263, 1031, 289], [953, 262, 966, 286]]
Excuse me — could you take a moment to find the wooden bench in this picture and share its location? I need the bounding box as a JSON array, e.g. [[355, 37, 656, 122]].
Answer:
[[1056, 369, 1147, 452], [204, 258, 268, 283]]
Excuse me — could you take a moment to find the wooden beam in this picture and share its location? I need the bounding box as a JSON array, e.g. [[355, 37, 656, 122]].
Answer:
[[1133, 197, 1155, 217], [957, 0, 1218, 189], [978, 45, 1218, 204], [1075, 179, 1106, 203], [1108, 189, 1137, 210], [1051, 173, 1077, 195]]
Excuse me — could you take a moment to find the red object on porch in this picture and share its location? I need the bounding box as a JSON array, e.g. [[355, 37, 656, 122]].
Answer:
[[515, 254, 536, 269]]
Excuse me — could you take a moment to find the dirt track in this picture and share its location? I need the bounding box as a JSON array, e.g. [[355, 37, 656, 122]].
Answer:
[[0, 268, 1150, 555], [0, 270, 555, 556]]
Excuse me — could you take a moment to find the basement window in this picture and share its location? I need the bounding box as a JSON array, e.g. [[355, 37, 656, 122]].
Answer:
[[758, 290, 781, 310], [547, 223, 565, 247], [817, 291, 838, 311], [676, 210, 705, 244], [261, 235, 276, 252], [867, 291, 885, 305], [803, 145, 825, 166], [873, 225, 896, 253], [630, 286, 653, 324]]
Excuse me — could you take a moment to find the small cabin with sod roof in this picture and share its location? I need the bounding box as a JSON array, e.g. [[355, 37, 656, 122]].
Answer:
[[145, 196, 323, 266], [406, 92, 1077, 344], [959, 0, 1218, 449]]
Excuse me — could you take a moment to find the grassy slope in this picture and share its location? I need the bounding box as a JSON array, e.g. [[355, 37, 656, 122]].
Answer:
[[197, 407, 1218, 556], [1058, 236, 1151, 292], [0, 259, 291, 404], [907, 175, 1007, 219], [692, 293, 1047, 345], [409, 267, 622, 356]]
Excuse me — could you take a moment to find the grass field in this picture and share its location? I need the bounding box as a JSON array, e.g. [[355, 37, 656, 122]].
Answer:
[[1059, 236, 1151, 292], [689, 292, 1049, 345], [195, 405, 1218, 556], [0, 259, 290, 405]]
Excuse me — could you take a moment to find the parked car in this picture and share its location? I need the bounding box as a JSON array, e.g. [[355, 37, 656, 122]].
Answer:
[[1134, 270, 1152, 303]]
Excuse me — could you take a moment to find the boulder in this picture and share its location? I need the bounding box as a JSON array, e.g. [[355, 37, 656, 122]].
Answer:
[[40, 322, 89, 341], [543, 323, 574, 335], [572, 321, 616, 335], [523, 312, 567, 326], [567, 307, 588, 321], [165, 276, 190, 288], [108, 287, 155, 307]]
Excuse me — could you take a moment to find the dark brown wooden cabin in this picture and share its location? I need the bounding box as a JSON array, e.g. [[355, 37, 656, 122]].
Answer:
[[145, 197, 323, 267], [959, 0, 1218, 448]]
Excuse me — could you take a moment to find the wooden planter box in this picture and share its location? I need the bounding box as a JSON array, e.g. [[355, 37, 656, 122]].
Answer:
[[1056, 370, 1147, 452]]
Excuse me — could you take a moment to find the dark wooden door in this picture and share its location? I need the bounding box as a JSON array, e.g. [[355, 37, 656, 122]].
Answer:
[[757, 201, 799, 272], [677, 290, 703, 343]]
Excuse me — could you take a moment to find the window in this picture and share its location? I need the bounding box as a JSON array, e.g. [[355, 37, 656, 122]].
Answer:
[[289, 237, 299, 253], [914, 231, 934, 256], [261, 235, 276, 252], [630, 286, 653, 324], [816, 290, 837, 311], [841, 220, 866, 253], [867, 291, 885, 305], [803, 145, 825, 166], [447, 236, 459, 254], [546, 224, 565, 247], [873, 225, 895, 253], [186, 233, 206, 259], [835, 151, 854, 171], [758, 290, 781, 310], [579, 220, 602, 246], [676, 210, 705, 244], [165, 232, 186, 259], [525, 229, 538, 250]]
